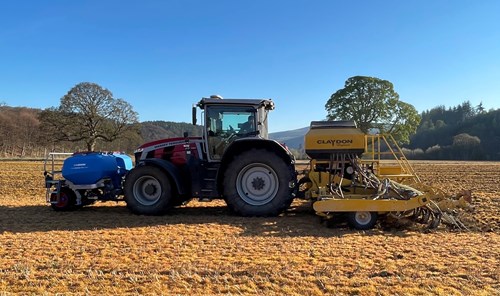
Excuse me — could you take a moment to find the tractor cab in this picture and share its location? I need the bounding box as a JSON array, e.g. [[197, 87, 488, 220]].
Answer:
[[194, 96, 274, 161]]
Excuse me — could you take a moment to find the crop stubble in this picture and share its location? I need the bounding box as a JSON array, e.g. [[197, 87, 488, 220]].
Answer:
[[0, 161, 498, 295]]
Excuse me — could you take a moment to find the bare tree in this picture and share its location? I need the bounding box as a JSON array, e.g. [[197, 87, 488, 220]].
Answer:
[[39, 82, 139, 151]]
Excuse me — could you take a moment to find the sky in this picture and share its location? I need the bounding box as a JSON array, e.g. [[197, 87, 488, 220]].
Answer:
[[0, 0, 499, 133]]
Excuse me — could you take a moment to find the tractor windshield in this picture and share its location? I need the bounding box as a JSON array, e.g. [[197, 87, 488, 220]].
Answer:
[[205, 106, 257, 160]]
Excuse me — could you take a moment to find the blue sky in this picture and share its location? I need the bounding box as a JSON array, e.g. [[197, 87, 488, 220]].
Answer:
[[1, 0, 499, 132]]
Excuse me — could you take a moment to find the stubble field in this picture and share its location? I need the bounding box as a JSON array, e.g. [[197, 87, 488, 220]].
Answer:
[[0, 161, 498, 295]]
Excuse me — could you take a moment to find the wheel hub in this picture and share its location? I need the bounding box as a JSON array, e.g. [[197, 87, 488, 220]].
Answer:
[[236, 163, 279, 206], [133, 176, 162, 206], [144, 183, 157, 196], [251, 177, 265, 190], [355, 212, 371, 225]]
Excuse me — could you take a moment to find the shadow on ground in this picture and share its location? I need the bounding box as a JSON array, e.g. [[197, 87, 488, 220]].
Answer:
[[0, 201, 423, 237]]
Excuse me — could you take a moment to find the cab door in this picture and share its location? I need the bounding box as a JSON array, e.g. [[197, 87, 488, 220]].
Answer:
[[204, 106, 257, 161]]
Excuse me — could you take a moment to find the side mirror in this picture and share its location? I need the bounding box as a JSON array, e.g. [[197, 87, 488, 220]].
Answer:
[[192, 105, 197, 125]]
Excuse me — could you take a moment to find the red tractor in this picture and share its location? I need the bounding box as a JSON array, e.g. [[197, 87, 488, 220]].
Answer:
[[123, 95, 297, 216]]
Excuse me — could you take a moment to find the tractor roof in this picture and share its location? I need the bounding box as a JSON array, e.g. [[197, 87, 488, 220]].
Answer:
[[197, 97, 275, 110]]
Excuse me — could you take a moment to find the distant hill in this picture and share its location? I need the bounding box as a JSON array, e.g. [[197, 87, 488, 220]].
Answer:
[[269, 126, 309, 149], [140, 121, 202, 142]]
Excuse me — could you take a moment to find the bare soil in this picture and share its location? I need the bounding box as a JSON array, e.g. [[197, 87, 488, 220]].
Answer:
[[0, 161, 498, 295]]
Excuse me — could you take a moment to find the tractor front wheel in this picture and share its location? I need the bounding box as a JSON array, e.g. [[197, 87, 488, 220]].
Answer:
[[124, 166, 174, 215], [223, 149, 295, 216]]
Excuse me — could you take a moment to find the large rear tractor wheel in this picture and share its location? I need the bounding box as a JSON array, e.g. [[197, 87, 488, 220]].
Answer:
[[124, 166, 174, 215], [347, 211, 378, 230], [223, 149, 295, 216], [50, 187, 76, 211]]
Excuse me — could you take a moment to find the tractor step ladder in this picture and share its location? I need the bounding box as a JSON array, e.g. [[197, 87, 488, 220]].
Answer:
[[199, 164, 218, 201]]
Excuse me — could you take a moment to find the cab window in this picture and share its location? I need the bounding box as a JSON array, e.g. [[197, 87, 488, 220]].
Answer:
[[205, 106, 256, 160]]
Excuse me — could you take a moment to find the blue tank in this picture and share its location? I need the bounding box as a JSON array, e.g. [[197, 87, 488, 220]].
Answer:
[[62, 152, 132, 187]]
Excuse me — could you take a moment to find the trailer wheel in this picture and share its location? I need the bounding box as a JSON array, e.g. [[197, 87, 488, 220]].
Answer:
[[223, 149, 295, 216], [124, 166, 173, 215], [347, 211, 378, 230], [50, 187, 76, 211]]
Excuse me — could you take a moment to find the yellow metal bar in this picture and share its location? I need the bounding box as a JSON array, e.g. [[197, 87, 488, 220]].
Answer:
[[385, 134, 421, 182], [384, 135, 407, 172], [361, 133, 421, 183], [377, 135, 381, 162], [371, 135, 375, 161], [313, 195, 430, 213]]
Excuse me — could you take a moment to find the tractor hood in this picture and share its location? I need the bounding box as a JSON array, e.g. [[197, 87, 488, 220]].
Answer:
[[136, 137, 203, 152]]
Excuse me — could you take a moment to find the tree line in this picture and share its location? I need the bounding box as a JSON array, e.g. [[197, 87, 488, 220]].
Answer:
[[0, 106, 44, 157], [0, 104, 199, 158], [404, 101, 500, 160]]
